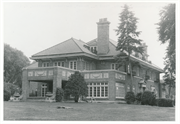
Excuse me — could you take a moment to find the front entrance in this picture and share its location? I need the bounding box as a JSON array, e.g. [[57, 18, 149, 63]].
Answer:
[[41, 83, 47, 97], [29, 80, 53, 97]]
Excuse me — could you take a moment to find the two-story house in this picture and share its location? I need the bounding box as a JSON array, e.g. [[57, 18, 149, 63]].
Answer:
[[22, 18, 163, 101]]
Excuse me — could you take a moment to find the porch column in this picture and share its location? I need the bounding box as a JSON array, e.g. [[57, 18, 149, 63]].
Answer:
[[53, 67, 62, 96], [22, 69, 30, 101], [109, 71, 116, 101]]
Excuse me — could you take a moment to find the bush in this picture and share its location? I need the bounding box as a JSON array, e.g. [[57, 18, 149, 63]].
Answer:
[[149, 94, 157, 106], [4, 90, 11, 101], [55, 87, 64, 102], [125, 91, 135, 104], [135, 92, 142, 103], [157, 98, 174, 107], [4, 83, 21, 96], [141, 91, 156, 105]]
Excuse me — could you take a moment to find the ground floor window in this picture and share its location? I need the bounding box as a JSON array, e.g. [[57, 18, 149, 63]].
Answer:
[[87, 82, 108, 98], [116, 83, 125, 98]]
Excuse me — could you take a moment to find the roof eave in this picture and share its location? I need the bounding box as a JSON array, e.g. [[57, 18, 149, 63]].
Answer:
[[30, 52, 98, 60]]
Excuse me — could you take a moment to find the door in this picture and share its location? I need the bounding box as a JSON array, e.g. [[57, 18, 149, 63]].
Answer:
[[41, 83, 47, 97]]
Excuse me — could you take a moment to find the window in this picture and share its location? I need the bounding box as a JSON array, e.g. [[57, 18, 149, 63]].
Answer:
[[111, 63, 118, 70], [147, 70, 152, 80], [54, 62, 57, 66], [58, 62, 61, 66], [136, 67, 140, 76], [112, 63, 115, 69], [74, 61, 77, 70], [61, 62, 65, 67], [90, 46, 97, 53], [111, 63, 125, 72], [116, 83, 125, 98], [69, 61, 77, 70], [87, 82, 108, 98], [43, 62, 49, 67]]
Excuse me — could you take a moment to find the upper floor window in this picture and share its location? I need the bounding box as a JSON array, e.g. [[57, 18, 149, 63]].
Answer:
[[90, 46, 97, 54], [147, 70, 152, 80], [111, 63, 125, 72], [111, 63, 118, 70], [43, 62, 49, 67], [133, 66, 140, 76], [61, 62, 65, 67], [53, 61, 65, 67], [69, 61, 77, 70]]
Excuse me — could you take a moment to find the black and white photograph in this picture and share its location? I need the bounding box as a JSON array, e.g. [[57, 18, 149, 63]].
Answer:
[[1, 0, 179, 122]]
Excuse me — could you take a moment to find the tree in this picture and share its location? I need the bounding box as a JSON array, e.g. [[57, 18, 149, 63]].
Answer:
[[4, 44, 30, 87], [157, 4, 175, 98], [64, 71, 88, 102], [115, 4, 144, 91]]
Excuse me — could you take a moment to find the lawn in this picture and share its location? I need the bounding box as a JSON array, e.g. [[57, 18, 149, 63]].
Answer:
[[4, 101, 175, 121]]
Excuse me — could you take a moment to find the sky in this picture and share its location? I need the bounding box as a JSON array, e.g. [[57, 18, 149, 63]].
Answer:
[[3, 2, 171, 69]]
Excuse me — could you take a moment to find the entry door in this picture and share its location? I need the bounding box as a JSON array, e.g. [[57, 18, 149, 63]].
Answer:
[[41, 83, 47, 97]]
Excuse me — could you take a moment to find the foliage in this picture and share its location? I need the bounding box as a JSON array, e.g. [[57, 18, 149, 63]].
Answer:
[[55, 87, 64, 102], [64, 71, 88, 103], [157, 98, 174, 107], [125, 91, 135, 104], [4, 83, 21, 96], [115, 4, 144, 91], [4, 90, 11, 101], [141, 91, 155, 105], [157, 4, 175, 98], [149, 93, 157, 106], [163, 71, 175, 98], [4, 44, 30, 87], [135, 92, 142, 103]]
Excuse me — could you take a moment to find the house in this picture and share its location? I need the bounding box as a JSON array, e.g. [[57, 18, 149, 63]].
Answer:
[[22, 18, 163, 101]]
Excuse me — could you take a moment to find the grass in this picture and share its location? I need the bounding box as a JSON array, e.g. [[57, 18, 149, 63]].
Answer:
[[4, 101, 175, 121]]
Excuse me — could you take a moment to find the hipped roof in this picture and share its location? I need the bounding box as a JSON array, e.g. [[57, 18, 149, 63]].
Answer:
[[32, 38, 96, 57], [31, 37, 163, 72]]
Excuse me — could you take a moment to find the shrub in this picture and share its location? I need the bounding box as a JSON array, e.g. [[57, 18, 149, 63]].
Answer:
[[135, 92, 142, 104], [149, 94, 157, 106], [125, 91, 135, 104], [4, 90, 11, 101], [141, 91, 155, 105], [55, 87, 64, 102], [157, 98, 174, 107]]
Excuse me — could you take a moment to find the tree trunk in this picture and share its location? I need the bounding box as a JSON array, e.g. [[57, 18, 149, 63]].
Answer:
[[128, 52, 133, 92]]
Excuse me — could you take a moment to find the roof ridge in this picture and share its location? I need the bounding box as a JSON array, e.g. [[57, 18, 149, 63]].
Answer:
[[71, 37, 84, 53], [32, 38, 72, 57]]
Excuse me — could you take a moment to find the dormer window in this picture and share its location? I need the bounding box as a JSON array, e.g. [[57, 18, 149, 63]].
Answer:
[[90, 46, 97, 54]]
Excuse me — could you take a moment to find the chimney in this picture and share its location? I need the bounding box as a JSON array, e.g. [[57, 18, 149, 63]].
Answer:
[[97, 18, 110, 55]]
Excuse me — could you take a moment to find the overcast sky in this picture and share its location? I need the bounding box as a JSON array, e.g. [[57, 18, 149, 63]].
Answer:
[[3, 2, 171, 69]]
